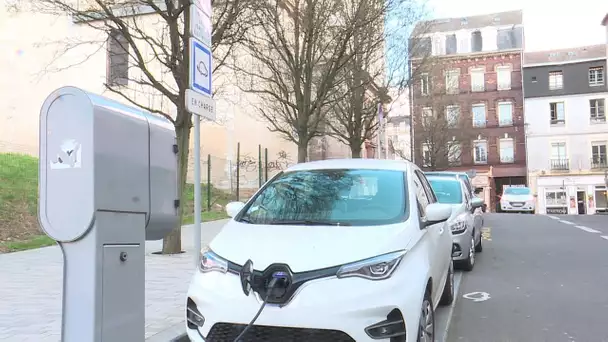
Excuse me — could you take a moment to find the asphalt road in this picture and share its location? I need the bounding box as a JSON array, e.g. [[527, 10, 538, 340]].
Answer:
[[447, 213, 608, 342]]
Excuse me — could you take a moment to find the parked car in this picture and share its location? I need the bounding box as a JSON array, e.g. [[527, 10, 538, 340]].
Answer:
[[186, 159, 455, 342], [426, 175, 485, 271], [425, 171, 487, 215], [500, 186, 535, 213]]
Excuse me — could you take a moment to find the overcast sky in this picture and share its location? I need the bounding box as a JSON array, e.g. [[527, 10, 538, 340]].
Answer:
[[425, 0, 607, 51]]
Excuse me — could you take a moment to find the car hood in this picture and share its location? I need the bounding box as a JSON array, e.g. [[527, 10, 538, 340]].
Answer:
[[208, 219, 417, 272], [502, 194, 533, 202]]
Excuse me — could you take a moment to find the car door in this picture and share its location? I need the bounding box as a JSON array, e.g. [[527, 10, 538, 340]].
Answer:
[[413, 170, 448, 298]]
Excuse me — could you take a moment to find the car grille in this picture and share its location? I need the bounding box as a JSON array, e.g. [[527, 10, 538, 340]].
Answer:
[[509, 202, 525, 206], [206, 323, 355, 342]]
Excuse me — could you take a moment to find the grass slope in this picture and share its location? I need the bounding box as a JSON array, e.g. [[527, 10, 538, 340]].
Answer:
[[0, 153, 231, 253]]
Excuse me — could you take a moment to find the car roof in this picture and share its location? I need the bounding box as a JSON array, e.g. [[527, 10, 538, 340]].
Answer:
[[285, 158, 413, 172], [425, 171, 469, 177]]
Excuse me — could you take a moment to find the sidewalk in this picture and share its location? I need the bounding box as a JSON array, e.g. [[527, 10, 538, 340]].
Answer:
[[0, 219, 229, 342]]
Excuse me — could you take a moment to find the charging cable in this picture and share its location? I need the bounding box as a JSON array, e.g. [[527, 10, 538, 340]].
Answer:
[[233, 277, 280, 342]]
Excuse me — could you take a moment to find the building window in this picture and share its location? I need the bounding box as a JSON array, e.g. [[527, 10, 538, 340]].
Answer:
[[473, 140, 488, 164], [421, 107, 433, 126], [472, 104, 486, 127], [499, 138, 514, 163], [595, 186, 608, 212], [106, 28, 129, 87], [545, 189, 568, 214], [458, 33, 470, 53], [447, 141, 461, 165], [471, 30, 482, 52], [550, 142, 569, 170], [589, 67, 604, 86], [445, 69, 460, 94], [433, 35, 444, 55], [498, 102, 513, 126], [445, 34, 457, 54], [470, 68, 485, 92], [496, 28, 516, 50], [422, 143, 431, 167], [420, 73, 430, 96], [446, 105, 460, 127], [591, 141, 607, 169], [548, 71, 563, 90], [550, 102, 565, 125], [590, 98, 605, 122], [496, 66, 512, 90]]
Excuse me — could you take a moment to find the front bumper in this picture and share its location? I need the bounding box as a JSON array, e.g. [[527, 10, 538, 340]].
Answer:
[[451, 231, 473, 261], [185, 269, 423, 342], [501, 202, 535, 212]]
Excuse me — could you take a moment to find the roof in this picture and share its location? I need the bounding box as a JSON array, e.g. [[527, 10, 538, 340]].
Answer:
[[523, 44, 606, 66], [411, 10, 523, 36], [286, 159, 412, 172], [602, 13, 608, 26]]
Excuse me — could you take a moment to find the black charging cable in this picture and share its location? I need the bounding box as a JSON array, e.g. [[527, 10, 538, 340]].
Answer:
[[232, 277, 280, 342]]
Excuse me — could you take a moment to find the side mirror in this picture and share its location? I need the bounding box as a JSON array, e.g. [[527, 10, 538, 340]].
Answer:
[[471, 197, 484, 210], [225, 201, 246, 218], [424, 203, 452, 227]]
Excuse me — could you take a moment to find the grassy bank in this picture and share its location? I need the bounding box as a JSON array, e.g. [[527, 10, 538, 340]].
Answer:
[[0, 153, 232, 253]]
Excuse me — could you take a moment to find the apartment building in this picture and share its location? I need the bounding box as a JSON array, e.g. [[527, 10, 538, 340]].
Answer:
[[386, 88, 411, 160], [409, 10, 526, 211], [523, 45, 608, 215]]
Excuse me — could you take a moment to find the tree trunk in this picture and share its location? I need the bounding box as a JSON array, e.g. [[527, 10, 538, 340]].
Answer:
[[350, 142, 362, 158], [162, 115, 192, 254], [297, 142, 307, 163]]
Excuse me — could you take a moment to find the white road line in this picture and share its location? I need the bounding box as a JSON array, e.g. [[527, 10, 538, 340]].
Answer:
[[547, 216, 561, 220], [575, 225, 600, 233], [559, 220, 575, 225], [440, 272, 462, 342], [601, 236, 608, 241]]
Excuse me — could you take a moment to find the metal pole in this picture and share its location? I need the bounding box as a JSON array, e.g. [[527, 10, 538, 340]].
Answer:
[[258, 144, 262, 187], [193, 117, 201, 265], [264, 148, 269, 182], [207, 154, 211, 211], [236, 142, 240, 201]]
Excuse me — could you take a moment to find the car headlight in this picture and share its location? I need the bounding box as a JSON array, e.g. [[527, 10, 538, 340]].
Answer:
[[336, 250, 406, 281], [199, 248, 228, 274], [449, 217, 467, 234]]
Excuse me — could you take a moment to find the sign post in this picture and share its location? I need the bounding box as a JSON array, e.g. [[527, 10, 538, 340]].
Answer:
[[187, 0, 214, 265]]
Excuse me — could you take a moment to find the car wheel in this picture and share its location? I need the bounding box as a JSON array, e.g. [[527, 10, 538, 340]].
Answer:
[[417, 291, 435, 342], [439, 261, 454, 306], [475, 233, 483, 253], [458, 237, 475, 272]]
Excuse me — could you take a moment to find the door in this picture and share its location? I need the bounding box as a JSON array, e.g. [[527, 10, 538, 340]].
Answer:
[[577, 191, 586, 215], [414, 170, 450, 298]]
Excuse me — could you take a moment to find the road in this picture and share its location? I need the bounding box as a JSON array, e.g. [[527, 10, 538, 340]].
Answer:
[[447, 213, 608, 342]]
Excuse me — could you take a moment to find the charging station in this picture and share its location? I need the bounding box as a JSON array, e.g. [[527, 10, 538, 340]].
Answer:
[[38, 86, 179, 342]]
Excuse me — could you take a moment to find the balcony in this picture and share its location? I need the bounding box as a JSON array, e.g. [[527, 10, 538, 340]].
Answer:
[[472, 119, 486, 128], [471, 84, 485, 92], [550, 119, 565, 125], [550, 158, 570, 171], [497, 82, 511, 91], [591, 157, 608, 169], [498, 117, 513, 127], [500, 155, 514, 163]]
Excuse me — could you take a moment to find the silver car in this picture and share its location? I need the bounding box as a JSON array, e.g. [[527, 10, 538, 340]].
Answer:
[[427, 176, 484, 271]]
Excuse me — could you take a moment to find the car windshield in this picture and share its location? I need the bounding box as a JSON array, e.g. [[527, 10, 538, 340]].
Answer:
[[428, 178, 463, 204], [238, 169, 408, 226], [504, 187, 531, 195]]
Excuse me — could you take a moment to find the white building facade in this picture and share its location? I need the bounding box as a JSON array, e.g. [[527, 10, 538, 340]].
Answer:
[[523, 45, 608, 215]]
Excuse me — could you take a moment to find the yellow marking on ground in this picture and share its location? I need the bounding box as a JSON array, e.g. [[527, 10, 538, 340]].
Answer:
[[481, 227, 492, 241]]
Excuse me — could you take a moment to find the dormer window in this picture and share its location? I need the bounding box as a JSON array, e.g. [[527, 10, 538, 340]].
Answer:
[[471, 30, 483, 52], [461, 18, 468, 25]]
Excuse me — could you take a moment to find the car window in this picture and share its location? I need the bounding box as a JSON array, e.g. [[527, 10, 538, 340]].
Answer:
[[458, 175, 473, 194], [428, 178, 463, 204], [413, 171, 430, 216], [238, 169, 408, 226], [416, 170, 437, 203], [504, 187, 531, 195]]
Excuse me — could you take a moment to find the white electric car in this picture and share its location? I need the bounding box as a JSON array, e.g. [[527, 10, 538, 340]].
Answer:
[[500, 186, 535, 213], [185, 159, 455, 342]]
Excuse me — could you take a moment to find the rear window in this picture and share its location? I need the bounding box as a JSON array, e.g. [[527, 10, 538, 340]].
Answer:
[[238, 169, 408, 226], [428, 178, 463, 204], [504, 187, 531, 195]]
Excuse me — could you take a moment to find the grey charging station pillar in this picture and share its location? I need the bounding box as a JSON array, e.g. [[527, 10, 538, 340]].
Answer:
[[38, 86, 179, 342]]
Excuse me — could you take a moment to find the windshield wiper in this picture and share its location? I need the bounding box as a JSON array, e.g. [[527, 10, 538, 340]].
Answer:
[[266, 220, 351, 226]]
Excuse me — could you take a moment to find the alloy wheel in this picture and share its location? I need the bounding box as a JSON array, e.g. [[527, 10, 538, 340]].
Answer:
[[418, 298, 434, 342], [469, 237, 475, 266]]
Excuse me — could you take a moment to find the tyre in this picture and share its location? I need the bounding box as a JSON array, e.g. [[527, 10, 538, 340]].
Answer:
[[457, 237, 475, 272], [417, 291, 435, 342], [475, 234, 483, 253], [439, 261, 454, 306]]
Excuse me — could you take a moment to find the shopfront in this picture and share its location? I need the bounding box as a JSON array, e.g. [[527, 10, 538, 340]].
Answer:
[[537, 175, 608, 215]]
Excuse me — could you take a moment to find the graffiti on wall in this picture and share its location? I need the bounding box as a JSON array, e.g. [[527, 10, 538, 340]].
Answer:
[[236, 150, 292, 172]]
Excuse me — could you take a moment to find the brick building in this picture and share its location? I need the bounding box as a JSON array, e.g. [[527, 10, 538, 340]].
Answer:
[[409, 10, 527, 211]]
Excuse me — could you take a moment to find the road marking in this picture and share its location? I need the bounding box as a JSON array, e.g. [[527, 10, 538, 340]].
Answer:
[[547, 215, 561, 220], [462, 291, 491, 302], [574, 225, 600, 233], [559, 220, 575, 225], [601, 236, 608, 241], [439, 272, 462, 342], [481, 227, 491, 241]]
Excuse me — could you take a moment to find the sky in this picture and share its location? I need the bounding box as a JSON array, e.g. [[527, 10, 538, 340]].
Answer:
[[425, 0, 608, 52]]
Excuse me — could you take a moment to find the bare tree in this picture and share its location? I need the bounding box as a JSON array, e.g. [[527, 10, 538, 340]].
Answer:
[[324, 1, 430, 158], [32, 0, 252, 253], [232, 0, 378, 162]]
